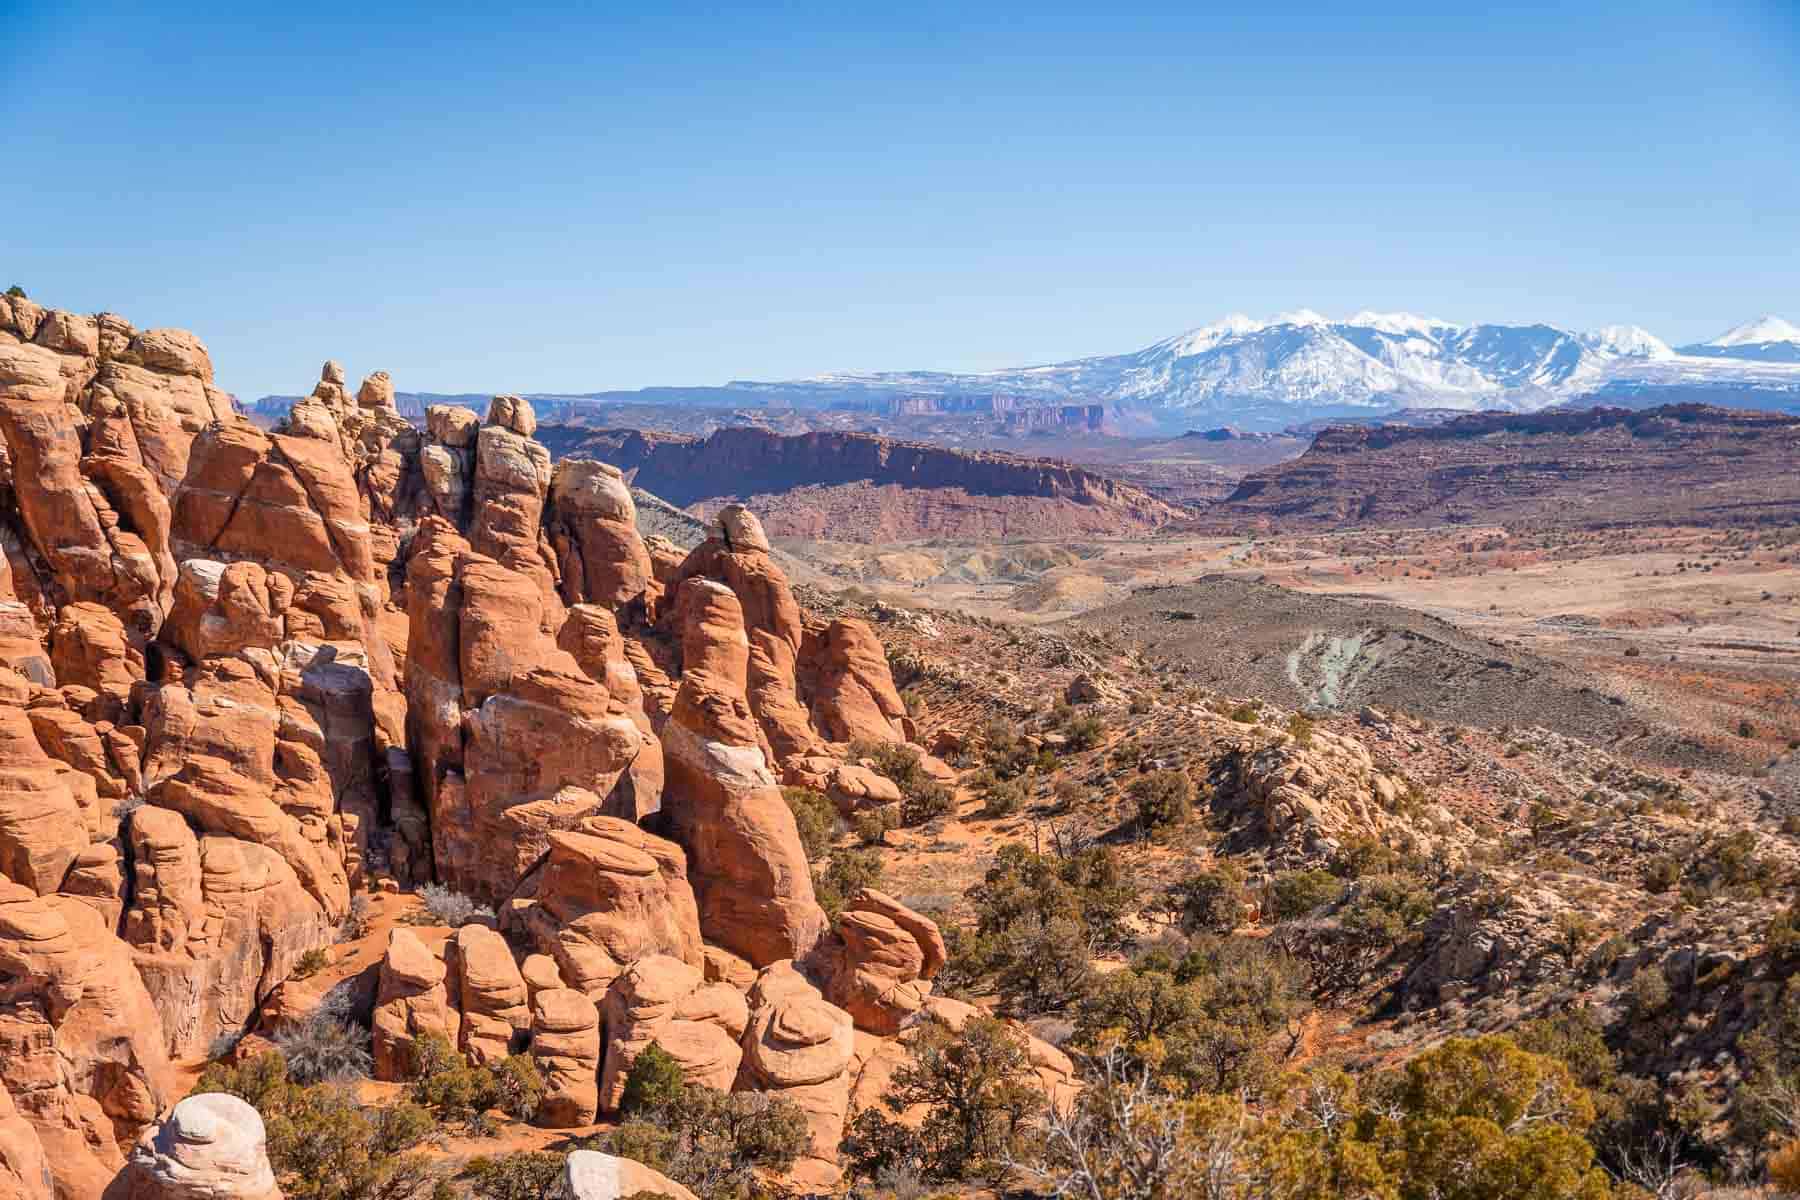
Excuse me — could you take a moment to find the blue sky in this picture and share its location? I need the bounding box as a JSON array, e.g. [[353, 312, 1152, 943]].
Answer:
[[5, 1, 1797, 399]]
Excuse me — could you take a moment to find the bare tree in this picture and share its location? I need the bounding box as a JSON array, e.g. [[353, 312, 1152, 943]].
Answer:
[[1612, 1130, 1692, 1200], [1008, 1050, 1246, 1200]]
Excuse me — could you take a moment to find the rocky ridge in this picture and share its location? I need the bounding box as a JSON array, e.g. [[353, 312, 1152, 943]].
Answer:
[[537, 425, 1186, 542]]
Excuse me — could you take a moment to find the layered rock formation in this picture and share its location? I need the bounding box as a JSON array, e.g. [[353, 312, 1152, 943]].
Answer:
[[1, 299, 974, 1195], [544, 425, 1185, 542]]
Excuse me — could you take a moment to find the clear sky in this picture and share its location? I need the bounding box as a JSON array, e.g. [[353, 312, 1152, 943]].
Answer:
[[5, 1, 1797, 399]]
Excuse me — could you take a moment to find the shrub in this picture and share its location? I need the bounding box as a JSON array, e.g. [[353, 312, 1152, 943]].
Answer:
[[1338, 873, 1434, 953], [463, 1152, 570, 1200], [192, 1052, 442, 1200], [979, 717, 1036, 779], [981, 774, 1028, 819], [274, 1006, 372, 1085], [874, 1013, 1041, 1182], [584, 1087, 809, 1197], [1286, 712, 1316, 745], [404, 1031, 538, 1126], [337, 894, 373, 942], [815, 848, 885, 921], [901, 778, 957, 826], [1266, 868, 1346, 921], [411, 883, 494, 928], [489, 1054, 544, 1122], [853, 738, 958, 826], [850, 805, 900, 847], [620, 1041, 689, 1117], [1063, 714, 1106, 752], [1128, 769, 1193, 837], [1329, 834, 1426, 879], [1227, 700, 1262, 724], [1642, 855, 1680, 894], [1166, 862, 1248, 934], [1023, 1036, 1615, 1200], [290, 947, 331, 981], [946, 843, 1140, 1013], [783, 786, 837, 860]]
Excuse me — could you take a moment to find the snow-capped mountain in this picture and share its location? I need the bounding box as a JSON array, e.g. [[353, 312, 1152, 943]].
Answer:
[[795, 311, 1796, 425], [263, 309, 1794, 431], [1678, 316, 1800, 363]]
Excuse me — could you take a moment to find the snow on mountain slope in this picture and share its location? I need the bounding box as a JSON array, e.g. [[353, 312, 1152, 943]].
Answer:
[[709, 311, 1800, 428], [1708, 316, 1800, 348], [812, 311, 1706, 419], [1583, 325, 1675, 359], [1677, 316, 1800, 364]]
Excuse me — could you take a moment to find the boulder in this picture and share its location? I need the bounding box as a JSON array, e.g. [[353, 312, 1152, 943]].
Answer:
[[563, 1150, 697, 1200], [799, 617, 909, 746], [514, 821, 703, 1002], [117, 1093, 280, 1200], [826, 889, 945, 1035], [668, 508, 817, 762], [548, 460, 655, 610]]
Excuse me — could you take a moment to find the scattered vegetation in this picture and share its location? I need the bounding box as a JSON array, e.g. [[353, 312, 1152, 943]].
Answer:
[[273, 991, 372, 1085], [584, 1046, 808, 1199], [193, 1052, 442, 1200], [846, 1013, 1041, 1185], [852, 738, 957, 826], [337, 894, 374, 942], [1265, 867, 1347, 921], [944, 843, 1139, 1014], [289, 947, 331, 982], [405, 1031, 542, 1131]]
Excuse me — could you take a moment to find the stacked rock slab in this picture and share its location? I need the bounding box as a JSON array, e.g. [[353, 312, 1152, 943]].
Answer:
[[403, 516, 655, 902], [0, 309, 401, 1198], [371, 928, 455, 1082], [508, 817, 703, 1001], [736, 961, 856, 1191], [531, 989, 602, 1126], [825, 889, 946, 1036], [597, 954, 747, 1113]]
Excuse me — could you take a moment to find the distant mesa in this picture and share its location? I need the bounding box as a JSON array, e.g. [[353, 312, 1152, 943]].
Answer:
[[1200, 402, 1800, 531], [539, 425, 1186, 543]]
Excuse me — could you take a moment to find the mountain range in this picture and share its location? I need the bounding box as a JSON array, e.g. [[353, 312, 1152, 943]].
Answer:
[[251, 313, 1800, 431]]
